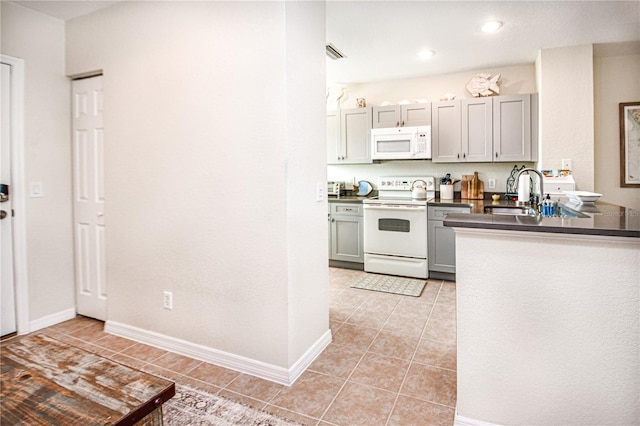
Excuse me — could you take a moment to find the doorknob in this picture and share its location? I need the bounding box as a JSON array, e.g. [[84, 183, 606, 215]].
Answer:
[[0, 210, 7, 220], [0, 183, 8, 202]]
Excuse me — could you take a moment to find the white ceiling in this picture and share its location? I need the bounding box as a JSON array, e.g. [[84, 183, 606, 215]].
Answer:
[[326, 1, 640, 84], [10, 0, 121, 21], [9, 0, 640, 85]]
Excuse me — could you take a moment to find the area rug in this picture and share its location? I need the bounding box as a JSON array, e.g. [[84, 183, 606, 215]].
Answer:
[[163, 383, 301, 426], [349, 273, 426, 297]]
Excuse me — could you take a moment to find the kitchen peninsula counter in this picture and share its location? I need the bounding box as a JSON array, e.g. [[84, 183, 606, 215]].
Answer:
[[327, 193, 640, 238], [439, 197, 639, 238], [447, 197, 639, 425]]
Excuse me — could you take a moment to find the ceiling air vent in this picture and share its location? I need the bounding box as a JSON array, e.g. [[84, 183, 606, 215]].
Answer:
[[326, 43, 347, 60]]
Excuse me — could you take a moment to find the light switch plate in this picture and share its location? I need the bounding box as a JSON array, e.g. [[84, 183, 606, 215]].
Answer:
[[316, 181, 325, 201], [562, 159, 572, 170], [30, 182, 43, 198], [488, 178, 496, 189]]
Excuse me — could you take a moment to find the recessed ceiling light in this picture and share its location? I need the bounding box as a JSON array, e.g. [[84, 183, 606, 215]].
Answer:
[[418, 50, 435, 60], [481, 20, 503, 33]]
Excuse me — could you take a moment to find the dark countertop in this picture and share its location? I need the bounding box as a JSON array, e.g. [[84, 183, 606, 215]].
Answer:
[[441, 197, 640, 238], [327, 195, 372, 203], [328, 191, 378, 203], [327, 192, 639, 238]]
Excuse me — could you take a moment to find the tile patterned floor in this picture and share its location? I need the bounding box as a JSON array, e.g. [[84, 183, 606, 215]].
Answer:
[[25, 267, 457, 426]]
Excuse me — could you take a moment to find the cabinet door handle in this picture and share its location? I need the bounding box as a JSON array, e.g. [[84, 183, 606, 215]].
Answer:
[[396, 121, 400, 127], [463, 153, 466, 159], [457, 153, 460, 159], [401, 121, 405, 126], [495, 152, 498, 158]]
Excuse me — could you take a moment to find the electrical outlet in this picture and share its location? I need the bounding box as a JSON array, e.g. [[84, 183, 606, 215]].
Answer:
[[562, 159, 572, 170], [163, 291, 173, 310], [488, 178, 496, 189]]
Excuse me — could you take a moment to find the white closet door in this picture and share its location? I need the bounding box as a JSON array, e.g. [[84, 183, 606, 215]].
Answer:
[[72, 76, 107, 321]]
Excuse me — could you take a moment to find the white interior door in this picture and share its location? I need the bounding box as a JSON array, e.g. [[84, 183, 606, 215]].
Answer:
[[72, 76, 106, 321], [1, 62, 17, 337]]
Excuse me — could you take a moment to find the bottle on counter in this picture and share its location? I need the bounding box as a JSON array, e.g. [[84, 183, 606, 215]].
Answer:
[[542, 194, 555, 217]]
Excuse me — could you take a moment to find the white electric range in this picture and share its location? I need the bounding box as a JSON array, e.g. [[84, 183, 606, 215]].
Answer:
[[363, 177, 435, 279]]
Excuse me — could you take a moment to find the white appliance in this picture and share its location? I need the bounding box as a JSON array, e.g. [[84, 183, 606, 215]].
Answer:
[[327, 181, 344, 196], [371, 126, 431, 160], [543, 176, 575, 201], [363, 176, 435, 279]]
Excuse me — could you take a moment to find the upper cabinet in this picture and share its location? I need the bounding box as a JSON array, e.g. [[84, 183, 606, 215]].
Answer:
[[432, 94, 537, 163], [493, 94, 537, 162], [326, 110, 340, 163], [462, 98, 493, 162], [327, 108, 372, 164], [431, 100, 461, 162], [372, 104, 431, 128]]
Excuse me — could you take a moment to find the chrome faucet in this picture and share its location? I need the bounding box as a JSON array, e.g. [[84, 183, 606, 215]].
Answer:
[[514, 168, 544, 211]]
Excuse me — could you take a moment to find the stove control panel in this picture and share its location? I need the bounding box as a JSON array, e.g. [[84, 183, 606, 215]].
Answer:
[[378, 176, 435, 191]]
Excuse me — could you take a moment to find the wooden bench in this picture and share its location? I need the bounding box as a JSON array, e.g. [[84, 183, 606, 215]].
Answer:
[[1, 333, 175, 425]]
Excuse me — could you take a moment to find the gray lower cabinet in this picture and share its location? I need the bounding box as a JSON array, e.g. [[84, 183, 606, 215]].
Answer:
[[428, 205, 471, 274], [329, 203, 364, 263]]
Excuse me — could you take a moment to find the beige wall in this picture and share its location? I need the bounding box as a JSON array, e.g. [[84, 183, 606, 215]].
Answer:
[[66, 1, 328, 368], [537, 44, 595, 191], [0, 3, 75, 322], [594, 43, 640, 210], [333, 63, 536, 109]]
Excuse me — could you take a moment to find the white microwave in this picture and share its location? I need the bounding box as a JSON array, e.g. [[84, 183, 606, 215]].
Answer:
[[371, 126, 431, 160]]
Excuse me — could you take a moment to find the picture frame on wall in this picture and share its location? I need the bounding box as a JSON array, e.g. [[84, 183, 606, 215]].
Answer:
[[620, 102, 640, 187]]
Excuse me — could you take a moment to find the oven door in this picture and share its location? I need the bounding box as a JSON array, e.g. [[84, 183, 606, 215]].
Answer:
[[363, 204, 427, 258]]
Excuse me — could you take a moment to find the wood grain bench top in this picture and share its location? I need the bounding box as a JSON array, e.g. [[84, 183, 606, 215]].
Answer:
[[1, 333, 175, 425]]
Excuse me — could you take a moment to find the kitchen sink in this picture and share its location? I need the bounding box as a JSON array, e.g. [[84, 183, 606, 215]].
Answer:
[[483, 205, 538, 216], [555, 205, 589, 218], [483, 204, 589, 218]]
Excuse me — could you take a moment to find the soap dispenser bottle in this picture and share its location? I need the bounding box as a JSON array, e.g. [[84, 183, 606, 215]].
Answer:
[[542, 194, 555, 217]]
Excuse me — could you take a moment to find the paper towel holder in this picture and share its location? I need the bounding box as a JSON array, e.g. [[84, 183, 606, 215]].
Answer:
[[514, 168, 545, 209]]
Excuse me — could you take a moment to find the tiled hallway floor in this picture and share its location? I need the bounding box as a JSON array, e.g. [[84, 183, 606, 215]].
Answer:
[[29, 267, 457, 425]]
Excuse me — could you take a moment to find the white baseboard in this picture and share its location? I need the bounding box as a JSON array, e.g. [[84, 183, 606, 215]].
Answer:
[[455, 414, 500, 426], [29, 307, 77, 333], [104, 320, 332, 386]]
